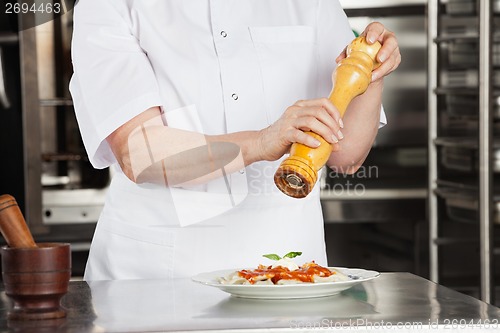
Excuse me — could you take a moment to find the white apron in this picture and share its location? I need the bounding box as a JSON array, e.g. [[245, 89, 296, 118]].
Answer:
[[85, 167, 327, 280]]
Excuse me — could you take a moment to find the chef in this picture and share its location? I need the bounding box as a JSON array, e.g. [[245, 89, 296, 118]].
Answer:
[[70, 0, 400, 280]]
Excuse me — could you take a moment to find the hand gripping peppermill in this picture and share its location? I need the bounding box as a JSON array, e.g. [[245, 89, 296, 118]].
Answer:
[[274, 36, 382, 198]]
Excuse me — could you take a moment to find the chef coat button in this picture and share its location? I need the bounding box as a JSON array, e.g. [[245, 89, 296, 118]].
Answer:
[[220, 31, 228, 38], [239, 169, 245, 174], [231, 93, 239, 100]]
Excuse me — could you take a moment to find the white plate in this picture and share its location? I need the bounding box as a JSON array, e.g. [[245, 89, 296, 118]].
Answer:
[[192, 267, 379, 299]]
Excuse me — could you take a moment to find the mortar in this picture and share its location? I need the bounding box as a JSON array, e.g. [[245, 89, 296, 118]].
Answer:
[[0, 195, 71, 320], [1, 243, 71, 320]]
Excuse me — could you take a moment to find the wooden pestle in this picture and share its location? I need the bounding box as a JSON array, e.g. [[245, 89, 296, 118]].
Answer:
[[274, 36, 382, 198], [0, 194, 37, 248]]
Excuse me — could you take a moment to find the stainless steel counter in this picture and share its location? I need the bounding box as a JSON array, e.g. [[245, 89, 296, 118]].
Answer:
[[1, 273, 499, 332]]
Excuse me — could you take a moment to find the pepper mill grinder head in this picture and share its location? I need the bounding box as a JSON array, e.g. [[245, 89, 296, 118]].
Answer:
[[274, 36, 382, 198]]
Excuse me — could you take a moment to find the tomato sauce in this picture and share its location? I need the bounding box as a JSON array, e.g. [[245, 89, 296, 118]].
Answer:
[[238, 262, 334, 284]]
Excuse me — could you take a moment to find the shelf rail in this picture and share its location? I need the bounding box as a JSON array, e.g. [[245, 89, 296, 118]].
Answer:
[[427, 0, 439, 284], [428, 0, 495, 304], [479, 0, 494, 304]]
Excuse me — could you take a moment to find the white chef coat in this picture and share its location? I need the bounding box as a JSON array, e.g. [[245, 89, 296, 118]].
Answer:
[[70, 0, 387, 280]]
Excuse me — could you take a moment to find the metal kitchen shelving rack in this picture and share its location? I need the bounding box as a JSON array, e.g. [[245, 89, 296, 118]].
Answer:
[[15, 9, 109, 233], [428, 0, 498, 304]]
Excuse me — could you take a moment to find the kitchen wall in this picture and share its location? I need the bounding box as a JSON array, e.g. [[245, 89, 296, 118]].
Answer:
[[323, 0, 429, 276]]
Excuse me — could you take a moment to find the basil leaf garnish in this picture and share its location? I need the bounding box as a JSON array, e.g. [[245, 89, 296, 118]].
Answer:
[[262, 254, 281, 261], [283, 251, 302, 259]]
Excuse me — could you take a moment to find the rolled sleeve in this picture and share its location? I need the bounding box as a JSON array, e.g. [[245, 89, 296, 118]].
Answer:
[[70, 0, 162, 168], [379, 105, 387, 128]]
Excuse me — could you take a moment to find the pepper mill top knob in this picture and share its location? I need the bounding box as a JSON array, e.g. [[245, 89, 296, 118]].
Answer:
[[346, 36, 382, 68]]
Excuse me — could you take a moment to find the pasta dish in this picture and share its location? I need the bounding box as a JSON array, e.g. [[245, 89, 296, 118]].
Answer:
[[219, 261, 350, 285]]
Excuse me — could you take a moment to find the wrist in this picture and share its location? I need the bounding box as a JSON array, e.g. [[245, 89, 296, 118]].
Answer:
[[244, 130, 266, 165]]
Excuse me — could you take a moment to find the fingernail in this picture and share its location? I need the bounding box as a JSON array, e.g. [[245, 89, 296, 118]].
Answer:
[[371, 73, 378, 82], [378, 54, 386, 62], [313, 139, 322, 147], [368, 35, 375, 43], [339, 118, 344, 128], [337, 130, 344, 140], [331, 135, 338, 143]]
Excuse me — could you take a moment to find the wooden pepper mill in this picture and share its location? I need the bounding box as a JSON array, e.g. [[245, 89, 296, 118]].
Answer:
[[274, 36, 382, 198]]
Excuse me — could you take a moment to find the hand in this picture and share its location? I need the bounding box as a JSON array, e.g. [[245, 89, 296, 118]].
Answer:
[[257, 98, 343, 161], [336, 22, 401, 82]]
